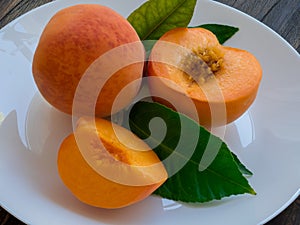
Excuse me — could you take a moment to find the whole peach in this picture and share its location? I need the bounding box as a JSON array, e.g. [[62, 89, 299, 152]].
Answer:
[[32, 4, 144, 117]]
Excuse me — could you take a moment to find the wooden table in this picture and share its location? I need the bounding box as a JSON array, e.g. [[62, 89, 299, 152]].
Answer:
[[0, 0, 299, 224]]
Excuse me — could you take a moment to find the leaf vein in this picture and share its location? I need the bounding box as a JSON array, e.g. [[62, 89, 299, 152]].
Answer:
[[141, 0, 192, 40]]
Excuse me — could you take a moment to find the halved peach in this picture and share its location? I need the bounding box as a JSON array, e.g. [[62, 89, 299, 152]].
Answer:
[[57, 117, 167, 209], [148, 28, 262, 127]]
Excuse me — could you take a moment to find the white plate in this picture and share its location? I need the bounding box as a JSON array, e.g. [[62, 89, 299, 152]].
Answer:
[[0, 0, 299, 224]]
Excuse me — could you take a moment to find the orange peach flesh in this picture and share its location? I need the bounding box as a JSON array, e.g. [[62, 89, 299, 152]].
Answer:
[[57, 117, 167, 209], [148, 28, 262, 126]]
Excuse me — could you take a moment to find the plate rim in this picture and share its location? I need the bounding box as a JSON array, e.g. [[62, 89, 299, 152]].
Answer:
[[0, 0, 299, 224]]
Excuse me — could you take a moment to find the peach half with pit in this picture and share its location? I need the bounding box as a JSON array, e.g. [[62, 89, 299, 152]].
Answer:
[[148, 27, 262, 127]]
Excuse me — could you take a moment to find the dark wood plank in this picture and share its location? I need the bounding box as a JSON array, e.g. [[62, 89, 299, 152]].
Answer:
[[262, 0, 300, 53], [0, 207, 24, 225], [0, 0, 299, 225], [216, 0, 300, 52], [0, 0, 23, 21], [0, 0, 52, 28]]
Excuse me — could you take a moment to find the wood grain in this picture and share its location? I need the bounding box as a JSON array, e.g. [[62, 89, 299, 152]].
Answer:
[[0, 0, 299, 224], [217, 0, 300, 52], [0, 0, 52, 27]]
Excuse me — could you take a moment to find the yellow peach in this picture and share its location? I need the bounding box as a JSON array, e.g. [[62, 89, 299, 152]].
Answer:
[[57, 117, 167, 209]]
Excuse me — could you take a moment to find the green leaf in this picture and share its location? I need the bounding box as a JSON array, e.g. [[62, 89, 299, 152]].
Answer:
[[232, 152, 253, 176], [190, 24, 239, 44], [129, 101, 256, 203], [127, 0, 197, 40]]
